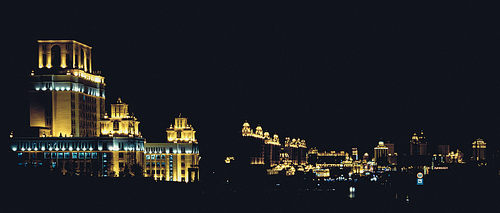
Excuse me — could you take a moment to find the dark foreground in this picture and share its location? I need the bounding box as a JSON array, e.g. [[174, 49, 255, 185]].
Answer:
[[3, 166, 499, 212]]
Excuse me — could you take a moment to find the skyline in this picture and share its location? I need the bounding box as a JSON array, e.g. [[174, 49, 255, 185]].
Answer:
[[2, 2, 500, 158]]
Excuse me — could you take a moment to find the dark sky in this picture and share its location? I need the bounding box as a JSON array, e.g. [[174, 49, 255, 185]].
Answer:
[[2, 2, 500, 161]]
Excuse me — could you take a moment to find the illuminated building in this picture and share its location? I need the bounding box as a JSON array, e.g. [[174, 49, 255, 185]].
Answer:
[[362, 152, 370, 163], [11, 40, 144, 177], [283, 137, 307, 165], [373, 141, 388, 163], [385, 141, 397, 165], [11, 137, 144, 177], [241, 121, 282, 167], [410, 130, 427, 156], [471, 138, 486, 161], [30, 40, 105, 137], [352, 147, 358, 161], [143, 116, 200, 182], [446, 149, 464, 164], [99, 98, 141, 137]]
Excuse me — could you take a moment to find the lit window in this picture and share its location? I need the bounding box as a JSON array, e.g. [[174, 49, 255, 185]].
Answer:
[[146, 155, 150, 160]]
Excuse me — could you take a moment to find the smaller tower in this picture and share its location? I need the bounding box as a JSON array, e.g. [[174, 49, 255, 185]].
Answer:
[[472, 138, 486, 161]]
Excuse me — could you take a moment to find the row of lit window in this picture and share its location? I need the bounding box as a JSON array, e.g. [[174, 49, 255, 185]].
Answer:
[[41, 152, 98, 159], [146, 154, 184, 160]]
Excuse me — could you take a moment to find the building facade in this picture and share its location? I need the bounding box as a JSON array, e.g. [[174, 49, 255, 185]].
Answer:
[[143, 116, 200, 182], [410, 130, 427, 156], [100, 98, 141, 137], [11, 136, 145, 177], [471, 138, 486, 161]]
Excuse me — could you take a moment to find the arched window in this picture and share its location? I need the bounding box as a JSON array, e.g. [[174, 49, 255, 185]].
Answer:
[[51, 45, 61, 69], [113, 120, 120, 131]]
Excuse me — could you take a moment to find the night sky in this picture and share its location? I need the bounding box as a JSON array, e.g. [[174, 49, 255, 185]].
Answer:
[[2, 2, 500, 164]]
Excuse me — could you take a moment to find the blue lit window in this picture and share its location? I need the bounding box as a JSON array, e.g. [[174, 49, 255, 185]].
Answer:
[[72, 153, 78, 159], [18, 153, 23, 158], [79, 152, 84, 159], [151, 155, 155, 160], [146, 155, 150, 160], [85, 153, 90, 159], [91, 153, 97, 159], [64, 152, 70, 159], [58, 153, 63, 159], [103, 153, 107, 159]]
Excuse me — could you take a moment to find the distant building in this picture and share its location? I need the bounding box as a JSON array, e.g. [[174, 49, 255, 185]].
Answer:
[[410, 130, 427, 155], [446, 149, 464, 164], [471, 138, 486, 161], [362, 152, 370, 163], [144, 116, 200, 182], [385, 141, 397, 165], [352, 147, 358, 161], [374, 140, 388, 165]]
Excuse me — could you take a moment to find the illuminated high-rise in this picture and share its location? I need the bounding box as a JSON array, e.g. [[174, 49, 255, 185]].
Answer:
[[11, 40, 145, 177], [409, 130, 427, 156], [471, 138, 486, 161], [30, 40, 105, 137], [374, 140, 388, 163]]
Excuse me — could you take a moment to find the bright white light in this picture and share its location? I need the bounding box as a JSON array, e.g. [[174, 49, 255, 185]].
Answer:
[[61, 147, 65, 151], [89, 147, 93, 151], [49, 148, 52, 151], [98, 147, 102, 151], [76, 148, 80, 151], [34, 148, 38, 151], [42, 87, 46, 91], [82, 147, 86, 151], [55, 148, 59, 151], [69, 147, 73, 151], [27, 148, 31, 151], [21, 148, 25, 151], [12, 148, 17, 151], [35, 87, 40, 91]]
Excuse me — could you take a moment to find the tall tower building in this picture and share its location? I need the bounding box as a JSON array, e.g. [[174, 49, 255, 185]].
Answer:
[[472, 138, 486, 161], [11, 40, 145, 178], [143, 115, 200, 182], [409, 130, 427, 155], [374, 140, 388, 162], [30, 40, 105, 137]]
